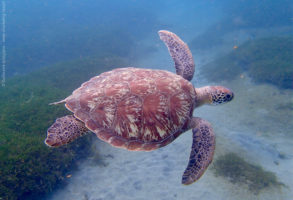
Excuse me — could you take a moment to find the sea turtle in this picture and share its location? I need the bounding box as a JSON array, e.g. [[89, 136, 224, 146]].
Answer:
[[45, 30, 234, 185]]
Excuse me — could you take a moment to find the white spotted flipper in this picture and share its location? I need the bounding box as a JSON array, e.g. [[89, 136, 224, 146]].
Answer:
[[45, 115, 88, 147], [182, 117, 215, 185], [158, 30, 195, 81]]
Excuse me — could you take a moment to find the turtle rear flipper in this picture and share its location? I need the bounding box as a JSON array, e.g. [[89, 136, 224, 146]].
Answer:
[[45, 115, 88, 147], [182, 117, 215, 185]]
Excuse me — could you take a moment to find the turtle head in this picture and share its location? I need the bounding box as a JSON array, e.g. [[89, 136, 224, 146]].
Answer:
[[195, 86, 234, 107], [209, 86, 234, 105]]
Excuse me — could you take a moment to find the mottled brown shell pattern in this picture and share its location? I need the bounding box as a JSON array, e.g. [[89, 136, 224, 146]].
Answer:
[[64, 67, 196, 151]]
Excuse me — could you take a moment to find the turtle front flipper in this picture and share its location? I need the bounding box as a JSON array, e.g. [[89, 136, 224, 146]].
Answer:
[[182, 117, 215, 185], [158, 30, 195, 81], [45, 115, 88, 147]]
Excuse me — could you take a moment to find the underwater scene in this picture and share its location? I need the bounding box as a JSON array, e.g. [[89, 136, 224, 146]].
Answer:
[[0, 0, 292, 199]]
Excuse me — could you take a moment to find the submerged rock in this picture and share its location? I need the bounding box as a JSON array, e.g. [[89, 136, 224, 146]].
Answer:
[[201, 36, 293, 90], [213, 153, 285, 194]]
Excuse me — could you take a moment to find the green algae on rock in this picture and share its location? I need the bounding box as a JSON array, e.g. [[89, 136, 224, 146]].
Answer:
[[202, 36, 293, 90], [0, 56, 126, 200], [213, 153, 285, 195]]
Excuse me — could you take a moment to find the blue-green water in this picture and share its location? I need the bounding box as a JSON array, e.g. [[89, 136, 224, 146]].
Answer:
[[0, 0, 292, 199]]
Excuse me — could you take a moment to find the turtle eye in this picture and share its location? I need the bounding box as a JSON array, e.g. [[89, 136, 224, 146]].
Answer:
[[226, 93, 234, 101]]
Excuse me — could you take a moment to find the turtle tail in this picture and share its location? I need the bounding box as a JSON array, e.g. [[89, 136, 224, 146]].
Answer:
[[49, 99, 67, 105]]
